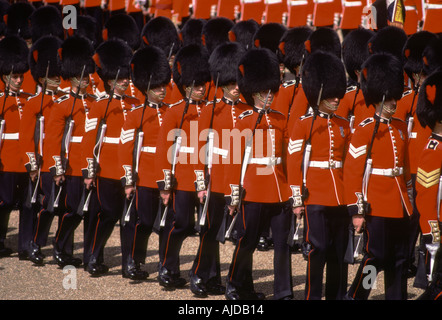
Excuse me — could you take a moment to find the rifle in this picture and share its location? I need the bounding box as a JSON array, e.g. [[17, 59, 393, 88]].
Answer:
[[301, 83, 323, 202], [221, 90, 272, 242], [155, 81, 195, 231], [121, 75, 152, 226], [30, 62, 50, 206], [83, 69, 121, 211], [348, 83, 360, 133], [406, 70, 422, 139], [198, 73, 220, 230], [287, 54, 304, 122], [0, 67, 14, 154]]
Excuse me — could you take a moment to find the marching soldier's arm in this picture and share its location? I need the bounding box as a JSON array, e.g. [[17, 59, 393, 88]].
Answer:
[[44, 100, 69, 178], [118, 108, 137, 188], [19, 98, 39, 173], [416, 147, 442, 244], [81, 99, 103, 181], [343, 123, 371, 216], [286, 117, 307, 210]]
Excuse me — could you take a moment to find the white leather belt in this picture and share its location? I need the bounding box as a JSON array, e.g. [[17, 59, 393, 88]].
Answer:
[[103, 136, 119, 144], [213, 147, 228, 158], [265, 0, 283, 4], [343, 0, 362, 6], [70, 136, 82, 143], [309, 160, 343, 169], [242, 0, 262, 3], [426, 3, 442, 9], [289, 0, 309, 5], [405, 5, 416, 10], [1, 132, 19, 140], [372, 167, 404, 177], [314, 0, 334, 4], [249, 157, 282, 166], [141, 146, 156, 153], [179, 146, 194, 154]]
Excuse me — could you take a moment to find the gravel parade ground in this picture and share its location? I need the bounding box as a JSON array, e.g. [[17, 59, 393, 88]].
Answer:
[[0, 209, 427, 310]]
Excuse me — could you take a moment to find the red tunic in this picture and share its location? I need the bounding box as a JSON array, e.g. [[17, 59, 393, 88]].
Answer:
[[224, 107, 291, 204], [81, 93, 140, 180], [19, 88, 68, 173], [154, 99, 204, 192], [287, 111, 350, 207], [44, 92, 96, 177], [344, 115, 413, 218], [118, 101, 168, 189], [194, 97, 251, 194], [415, 134, 442, 242], [0, 90, 30, 173]]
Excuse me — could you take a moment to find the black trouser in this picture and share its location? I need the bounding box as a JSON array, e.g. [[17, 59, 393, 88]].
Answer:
[[0, 172, 27, 246], [53, 175, 86, 256], [160, 190, 197, 275], [304, 204, 349, 300], [408, 174, 421, 268], [190, 191, 225, 283], [120, 186, 159, 267], [86, 177, 125, 265], [227, 201, 293, 300], [347, 215, 410, 300]]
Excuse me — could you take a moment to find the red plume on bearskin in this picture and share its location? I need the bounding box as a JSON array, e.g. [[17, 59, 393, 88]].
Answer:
[[29, 35, 62, 82], [417, 71, 442, 129]]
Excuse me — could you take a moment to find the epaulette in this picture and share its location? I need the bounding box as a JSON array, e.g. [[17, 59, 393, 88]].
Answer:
[[96, 93, 110, 102], [54, 94, 70, 104], [402, 89, 413, 98], [268, 109, 284, 116], [59, 86, 71, 94], [26, 91, 41, 101], [238, 109, 253, 119], [206, 98, 222, 106], [391, 116, 406, 124], [346, 85, 358, 94], [282, 79, 297, 88], [169, 99, 184, 108], [333, 114, 349, 122], [359, 117, 374, 127], [131, 104, 144, 112], [300, 113, 314, 121], [427, 139, 440, 150]]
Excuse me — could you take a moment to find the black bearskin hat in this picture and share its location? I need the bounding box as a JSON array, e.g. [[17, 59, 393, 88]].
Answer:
[[29, 35, 62, 82], [422, 37, 442, 76], [403, 31, 437, 80], [103, 13, 140, 51], [29, 5, 64, 43], [279, 26, 313, 75], [202, 17, 234, 55], [130, 45, 171, 95], [368, 26, 407, 61], [229, 19, 259, 50], [302, 50, 346, 107], [180, 18, 206, 47], [0, 35, 29, 75], [172, 44, 211, 97], [342, 27, 375, 83], [209, 42, 245, 87], [4, 2, 35, 40], [94, 39, 133, 84], [237, 48, 280, 106], [141, 16, 181, 57], [305, 27, 341, 58], [67, 15, 99, 48], [253, 22, 287, 60], [60, 35, 95, 80], [416, 71, 442, 129], [360, 53, 404, 107]]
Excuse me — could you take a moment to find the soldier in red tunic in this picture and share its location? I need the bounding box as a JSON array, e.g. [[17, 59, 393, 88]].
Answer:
[[20, 35, 70, 265], [189, 42, 249, 297], [43, 35, 97, 268], [224, 48, 292, 300], [344, 53, 413, 300], [415, 70, 442, 300], [0, 36, 31, 258], [82, 39, 140, 276], [118, 45, 171, 280], [154, 44, 211, 289], [287, 50, 349, 300]]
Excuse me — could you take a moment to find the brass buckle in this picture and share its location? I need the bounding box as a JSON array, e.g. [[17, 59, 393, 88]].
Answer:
[[392, 167, 400, 177], [329, 160, 336, 169]]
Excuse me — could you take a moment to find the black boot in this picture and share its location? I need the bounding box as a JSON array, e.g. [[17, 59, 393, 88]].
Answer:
[[157, 264, 186, 289], [29, 241, 44, 265], [86, 256, 109, 277], [53, 245, 82, 268], [123, 257, 148, 280], [189, 272, 208, 297]]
